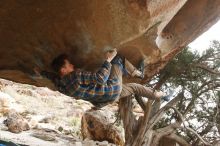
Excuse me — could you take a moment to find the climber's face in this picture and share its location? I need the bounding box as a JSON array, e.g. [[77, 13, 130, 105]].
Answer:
[[60, 59, 74, 77]]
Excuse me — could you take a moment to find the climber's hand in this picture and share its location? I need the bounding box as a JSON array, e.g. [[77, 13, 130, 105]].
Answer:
[[105, 48, 117, 62]]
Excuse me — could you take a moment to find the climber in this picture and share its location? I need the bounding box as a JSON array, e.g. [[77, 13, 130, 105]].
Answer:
[[35, 48, 172, 106]]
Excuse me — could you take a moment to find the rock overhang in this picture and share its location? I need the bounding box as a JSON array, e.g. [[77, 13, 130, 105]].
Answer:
[[0, 0, 220, 86]]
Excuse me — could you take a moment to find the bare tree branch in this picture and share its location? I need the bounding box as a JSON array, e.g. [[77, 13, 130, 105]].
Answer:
[[166, 133, 191, 146], [198, 83, 220, 96], [170, 107, 211, 146], [151, 123, 181, 146], [135, 96, 146, 110], [131, 100, 153, 146], [149, 101, 161, 119], [147, 92, 183, 130], [194, 64, 220, 75], [197, 80, 215, 93], [119, 96, 138, 145], [183, 95, 196, 117]]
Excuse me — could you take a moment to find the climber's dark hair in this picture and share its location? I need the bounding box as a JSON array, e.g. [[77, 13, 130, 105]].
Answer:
[[51, 53, 69, 73]]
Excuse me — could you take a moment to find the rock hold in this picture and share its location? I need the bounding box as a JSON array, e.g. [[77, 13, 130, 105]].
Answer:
[[4, 110, 30, 133]]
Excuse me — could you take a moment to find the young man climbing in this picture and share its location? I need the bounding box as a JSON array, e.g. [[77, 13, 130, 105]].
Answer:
[[37, 49, 171, 106]]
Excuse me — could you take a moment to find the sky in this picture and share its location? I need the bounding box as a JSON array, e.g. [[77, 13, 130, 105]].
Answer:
[[189, 20, 220, 52]]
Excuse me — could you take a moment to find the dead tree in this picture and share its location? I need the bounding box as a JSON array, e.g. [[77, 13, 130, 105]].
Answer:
[[119, 92, 211, 146]]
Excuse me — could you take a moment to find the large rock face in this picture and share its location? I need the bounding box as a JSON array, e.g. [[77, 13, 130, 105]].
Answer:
[[0, 78, 119, 146], [0, 0, 220, 86]]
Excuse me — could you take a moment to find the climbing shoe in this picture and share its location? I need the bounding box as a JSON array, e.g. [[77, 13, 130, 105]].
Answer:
[[161, 89, 174, 102]]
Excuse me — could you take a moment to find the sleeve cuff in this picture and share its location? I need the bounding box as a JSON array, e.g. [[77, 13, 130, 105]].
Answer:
[[103, 60, 112, 69]]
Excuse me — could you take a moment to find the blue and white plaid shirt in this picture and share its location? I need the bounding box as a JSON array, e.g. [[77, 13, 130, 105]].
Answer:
[[58, 61, 121, 104]]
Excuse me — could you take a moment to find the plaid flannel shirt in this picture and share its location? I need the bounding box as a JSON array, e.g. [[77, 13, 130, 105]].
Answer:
[[58, 61, 121, 103]]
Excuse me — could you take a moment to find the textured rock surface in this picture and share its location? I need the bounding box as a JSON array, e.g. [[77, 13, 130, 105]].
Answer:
[[0, 0, 220, 86], [81, 109, 124, 146], [4, 110, 30, 133], [0, 78, 119, 145]]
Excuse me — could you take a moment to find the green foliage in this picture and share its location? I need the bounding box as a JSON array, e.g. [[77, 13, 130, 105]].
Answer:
[[154, 40, 220, 144]]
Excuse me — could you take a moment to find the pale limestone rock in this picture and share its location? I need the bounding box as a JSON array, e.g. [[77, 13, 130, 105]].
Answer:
[[0, 78, 94, 145], [31, 132, 56, 141], [75, 142, 82, 146]]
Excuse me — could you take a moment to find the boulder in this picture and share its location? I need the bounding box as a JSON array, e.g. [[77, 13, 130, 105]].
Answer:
[[4, 110, 30, 133], [81, 109, 124, 146]]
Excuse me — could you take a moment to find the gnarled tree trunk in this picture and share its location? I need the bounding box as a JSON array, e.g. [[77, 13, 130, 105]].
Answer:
[[118, 93, 191, 146]]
